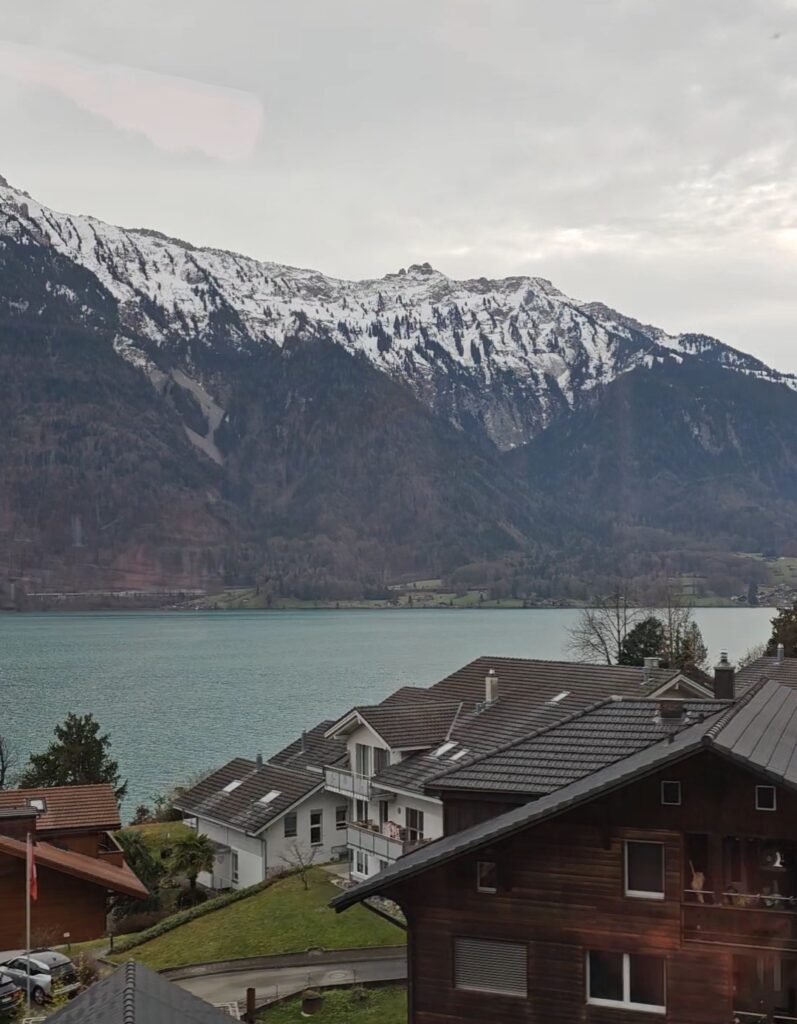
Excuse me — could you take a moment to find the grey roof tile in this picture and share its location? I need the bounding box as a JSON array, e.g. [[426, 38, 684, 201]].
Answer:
[[47, 960, 233, 1023]]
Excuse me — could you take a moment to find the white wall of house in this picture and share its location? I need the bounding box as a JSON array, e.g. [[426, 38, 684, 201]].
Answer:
[[194, 789, 347, 889], [344, 723, 391, 773], [262, 789, 347, 876]]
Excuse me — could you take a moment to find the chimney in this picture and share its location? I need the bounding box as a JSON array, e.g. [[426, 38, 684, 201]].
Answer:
[[777, 643, 785, 664], [642, 656, 660, 685], [255, 753, 263, 768], [485, 669, 499, 704], [300, 730, 307, 753], [713, 651, 736, 700]]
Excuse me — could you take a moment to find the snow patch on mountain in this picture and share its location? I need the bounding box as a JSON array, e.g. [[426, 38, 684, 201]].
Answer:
[[1, 176, 793, 449]]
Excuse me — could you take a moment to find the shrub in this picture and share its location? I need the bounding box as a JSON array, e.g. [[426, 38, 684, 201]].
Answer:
[[112, 869, 300, 954], [75, 953, 100, 988], [114, 910, 170, 935], [176, 887, 208, 909]]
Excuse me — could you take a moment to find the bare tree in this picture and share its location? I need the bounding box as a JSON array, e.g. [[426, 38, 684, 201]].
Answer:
[[657, 588, 708, 670], [0, 734, 17, 789], [280, 841, 318, 890], [738, 642, 767, 670], [568, 587, 645, 665]]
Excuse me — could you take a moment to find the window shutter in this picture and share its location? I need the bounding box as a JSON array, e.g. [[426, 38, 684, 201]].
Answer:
[[454, 937, 527, 996]]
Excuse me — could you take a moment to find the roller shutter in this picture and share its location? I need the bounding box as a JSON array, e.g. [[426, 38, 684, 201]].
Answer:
[[454, 937, 528, 996]]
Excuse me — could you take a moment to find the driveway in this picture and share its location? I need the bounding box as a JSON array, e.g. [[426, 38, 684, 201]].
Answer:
[[171, 946, 407, 1008]]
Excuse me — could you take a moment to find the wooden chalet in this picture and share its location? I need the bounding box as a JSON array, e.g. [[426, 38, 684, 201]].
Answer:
[[333, 655, 797, 1023], [0, 784, 147, 946]]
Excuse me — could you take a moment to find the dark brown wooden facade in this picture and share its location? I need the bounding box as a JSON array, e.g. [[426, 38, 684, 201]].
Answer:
[[388, 750, 797, 1024]]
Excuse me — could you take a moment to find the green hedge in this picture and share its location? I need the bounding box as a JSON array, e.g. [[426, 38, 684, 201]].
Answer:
[[113, 869, 299, 955]]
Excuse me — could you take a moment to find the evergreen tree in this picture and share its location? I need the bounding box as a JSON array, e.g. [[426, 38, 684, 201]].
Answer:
[[618, 616, 666, 665], [671, 621, 708, 670], [767, 602, 797, 656], [19, 713, 127, 800]]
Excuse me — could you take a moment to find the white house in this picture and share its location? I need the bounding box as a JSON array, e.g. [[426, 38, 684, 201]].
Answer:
[[174, 722, 348, 888], [322, 657, 716, 880]]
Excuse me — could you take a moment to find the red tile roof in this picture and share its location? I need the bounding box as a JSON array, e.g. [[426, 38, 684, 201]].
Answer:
[[0, 834, 148, 898], [0, 784, 121, 833]]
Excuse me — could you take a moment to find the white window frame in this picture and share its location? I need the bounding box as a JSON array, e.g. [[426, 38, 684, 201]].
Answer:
[[756, 785, 777, 811], [309, 809, 323, 846], [660, 780, 681, 806], [586, 951, 665, 1014], [231, 850, 239, 885], [335, 805, 348, 830], [354, 849, 368, 875], [624, 841, 665, 900], [476, 860, 498, 894]]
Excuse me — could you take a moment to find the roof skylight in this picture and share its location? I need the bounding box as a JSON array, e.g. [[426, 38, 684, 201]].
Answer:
[[432, 741, 457, 758], [258, 790, 282, 804], [547, 691, 571, 704], [222, 780, 242, 793], [27, 798, 46, 812], [449, 749, 469, 762]]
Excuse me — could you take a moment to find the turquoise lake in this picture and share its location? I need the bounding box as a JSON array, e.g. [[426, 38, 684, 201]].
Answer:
[[0, 608, 775, 816]]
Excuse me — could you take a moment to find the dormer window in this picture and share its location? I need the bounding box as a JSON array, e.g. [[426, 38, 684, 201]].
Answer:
[[756, 786, 777, 811], [258, 790, 281, 805], [432, 741, 457, 758], [26, 798, 46, 812], [222, 780, 242, 793]]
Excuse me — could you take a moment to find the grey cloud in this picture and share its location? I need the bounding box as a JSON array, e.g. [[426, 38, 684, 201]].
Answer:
[[0, 0, 795, 366]]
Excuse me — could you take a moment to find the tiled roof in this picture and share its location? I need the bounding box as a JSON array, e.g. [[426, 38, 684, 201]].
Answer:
[[333, 677, 797, 912], [0, 784, 120, 833], [353, 701, 463, 749], [736, 655, 797, 693], [47, 960, 233, 1023], [0, 835, 148, 898], [174, 758, 323, 835], [370, 657, 693, 795], [430, 698, 730, 795], [269, 720, 346, 771]]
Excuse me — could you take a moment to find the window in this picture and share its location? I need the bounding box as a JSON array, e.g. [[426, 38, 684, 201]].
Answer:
[[587, 951, 665, 1013], [373, 747, 389, 773], [355, 849, 368, 875], [355, 798, 368, 823], [259, 789, 281, 805], [310, 809, 323, 846], [406, 807, 424, 841], [378, 800, 389, 826], [283, 812, 297, 838], [222, 779, 242, 793], [355, 743, 372, 777], [335, 805, 348, 830], [450, 748, 469, 761], [661, 781, 681, 806], [625, 841, 665, 899], [477, 861, 498, 893], [231, 851, 239, 885], [432, 741, 457, 758], [756, 785, 777, 811], [454, 937, 527, 996], [547, 690, 570, 704], [26, 798, 46, 812], [379, 859, 389, 872]]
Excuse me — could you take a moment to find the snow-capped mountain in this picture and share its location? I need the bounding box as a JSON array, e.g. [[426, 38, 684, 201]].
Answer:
[[1, 175, 790, 451]]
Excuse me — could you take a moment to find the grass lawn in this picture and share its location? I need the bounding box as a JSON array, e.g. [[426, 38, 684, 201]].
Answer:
[[260, 985, 406, 1023], [115, 868, 404, 970]]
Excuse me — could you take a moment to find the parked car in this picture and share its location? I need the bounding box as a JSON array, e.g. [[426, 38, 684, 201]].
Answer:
[[0, 971, 22, 1018], [0, 950, 78, 1005]]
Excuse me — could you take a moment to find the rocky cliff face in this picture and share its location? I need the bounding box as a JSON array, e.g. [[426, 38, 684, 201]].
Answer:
[[2, 175, 797, 598], [2, 177, 791, 454]]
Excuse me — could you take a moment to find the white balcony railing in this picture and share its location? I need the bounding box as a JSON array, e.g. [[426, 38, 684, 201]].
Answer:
[[324, 765, 373, 800], [346, 821, 405, 861]]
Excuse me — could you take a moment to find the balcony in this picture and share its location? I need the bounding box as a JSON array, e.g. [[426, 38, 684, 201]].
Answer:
[[324, 766, 373, 800], [346, 820, 429, 863], [684, 891, 797, 952], [97, 831, 125, 867]]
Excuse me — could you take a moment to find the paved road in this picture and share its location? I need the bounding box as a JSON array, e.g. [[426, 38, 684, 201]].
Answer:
[[175, 949, 407, 1007]]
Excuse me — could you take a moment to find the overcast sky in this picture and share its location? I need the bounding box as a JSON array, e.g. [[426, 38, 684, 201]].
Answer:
[[1, 1, 796, 368]]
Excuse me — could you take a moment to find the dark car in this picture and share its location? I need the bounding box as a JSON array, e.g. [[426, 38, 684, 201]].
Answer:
[[0, 971, 22, 1018]]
